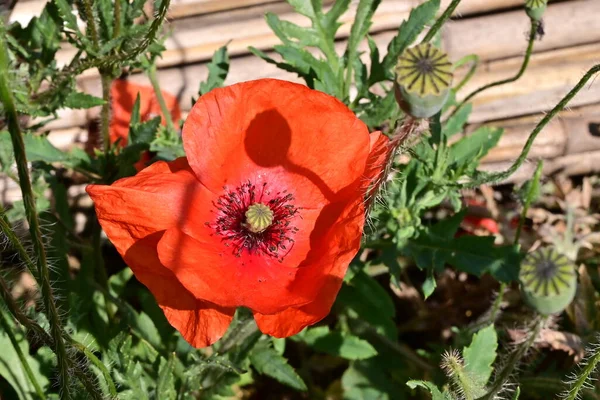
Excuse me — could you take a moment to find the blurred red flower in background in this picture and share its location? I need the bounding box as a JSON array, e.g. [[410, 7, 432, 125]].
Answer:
[[87, 79, 388, 347], [110, 79, 181, 145]]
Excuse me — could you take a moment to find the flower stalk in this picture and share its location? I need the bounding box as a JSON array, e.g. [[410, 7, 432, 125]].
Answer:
[[457, 63, 600, 188], [478, 317, 544, 400], [148, 63, 176, 132], [422, 0, 462, 43], [449, 19, 538, 119], [0, 35, 73, 399]]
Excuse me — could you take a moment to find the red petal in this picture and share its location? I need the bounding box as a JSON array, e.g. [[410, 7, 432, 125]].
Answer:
[[156, 227, 312, 315], [253, 198, 365, 337], [125, 232, 234, 348], [182, 79, 371, 208], [86, 158, 212, 254]]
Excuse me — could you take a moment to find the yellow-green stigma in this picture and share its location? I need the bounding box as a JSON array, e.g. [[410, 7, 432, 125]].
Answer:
[[245, 203, 274, 233]]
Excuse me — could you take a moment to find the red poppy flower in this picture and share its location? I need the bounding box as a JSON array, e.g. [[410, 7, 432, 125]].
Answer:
[[87, 79, 388, 348]]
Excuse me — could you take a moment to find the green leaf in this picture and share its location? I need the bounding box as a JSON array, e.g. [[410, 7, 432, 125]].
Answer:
[[23, 133, 67, 163], [64, 91, 106, 109], [404, 221, 521, 283], [450, 126, 503, 166], [199, 44, 230, 96], [0, 321, 50, 399], [463, 325, 498, 390], [443, 103, 472, 138], [323, 0, 351, 36], [265, 13, 319, 47], [0, 130, 14, 171], [346, 0, 381, 72], [296, 327, 378, 360], [156, 354, 177, 400], [52, 0, 79, 33], [382, 0, 441, 74], [338, 270, 397, 339], [287, 0, 319, 18], [249, 340, 307, 391], [343, 359, 404, 400], [407, 380, 451, 400]]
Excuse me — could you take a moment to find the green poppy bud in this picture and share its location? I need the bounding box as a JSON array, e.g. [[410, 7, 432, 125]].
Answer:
[[394, 43, 453, 119], [519, 247, 577, 315], [525, 0, 547, 21]]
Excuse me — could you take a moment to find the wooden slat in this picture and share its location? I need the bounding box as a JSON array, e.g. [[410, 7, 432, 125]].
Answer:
[[53, 0, 584, 73]]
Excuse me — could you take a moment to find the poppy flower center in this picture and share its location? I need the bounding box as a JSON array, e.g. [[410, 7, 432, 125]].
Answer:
[[209, 181, 300, 260]]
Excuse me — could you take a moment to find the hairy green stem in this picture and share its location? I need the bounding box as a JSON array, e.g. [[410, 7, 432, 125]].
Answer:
[[0, 36, 73, 399], [82, 0, 100, 48], [515, 160, 543, 244], [490, 161, 543, 321], [113, 0, 121, 39], [100, 73, 112, 158], [71, 340, 117, 398], [0, 307, 45, 399], [478, 317, 544, 400], [562, 338, 600, 400], [148, 63, 175, 131], [458, 63, 600, 188], [0, 210, 40, 283], [0, 277, 104, 400], [422, 0, 461, 43], [450, 19, 537, 119], [452, 54, 479, 93]]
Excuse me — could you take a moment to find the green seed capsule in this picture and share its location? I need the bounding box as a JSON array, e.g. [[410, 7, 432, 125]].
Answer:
[[525, 0, 547, 21], [394, 43, 453, 119], [519, 247, 577, 315]]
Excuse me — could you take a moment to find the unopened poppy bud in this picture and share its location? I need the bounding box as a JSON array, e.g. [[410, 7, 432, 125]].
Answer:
[[519, 247, 577, 315], [394, 43, 453, 119], [525, 0, 547, 21], [244, 203, 274, 233]]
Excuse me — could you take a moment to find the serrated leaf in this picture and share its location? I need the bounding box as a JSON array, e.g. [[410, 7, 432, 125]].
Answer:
[[407, 380, 452, 400], [382, 0, 441, 74], [405, 226, 520, 283], [250, 340, 307, 391], [64, 91, 106, 109], [287, 0, 319, 18], [343, 359, 404, 400], [199, 45, 230, 96], [346, 0, 381, 73], [265, 13, 319, 47], [52, 0, 79, 33], [23, 133, 67, 163], [450, 126, 503, 166], [443, 103, 472, 138], [323, 0, 351, 36], [338, 270, 397, 338], [463, 325, 498, 389], [297, 327, 378, 360], [156, 355, 177, 400]]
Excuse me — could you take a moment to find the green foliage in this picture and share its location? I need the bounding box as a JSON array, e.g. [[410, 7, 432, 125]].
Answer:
[[1, 0, 599, 398], [294, 326, 378, 360], [249, 339, 307, 391]]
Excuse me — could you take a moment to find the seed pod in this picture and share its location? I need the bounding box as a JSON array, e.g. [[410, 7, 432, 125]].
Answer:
[[525, 0, 547, 21], [394, 43, 453, 119], [519, 247, 577, 315]]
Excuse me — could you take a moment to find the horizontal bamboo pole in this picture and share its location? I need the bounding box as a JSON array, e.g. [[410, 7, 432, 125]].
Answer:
[[50, 0, 587, 73], [44, 41, 598, 131]]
